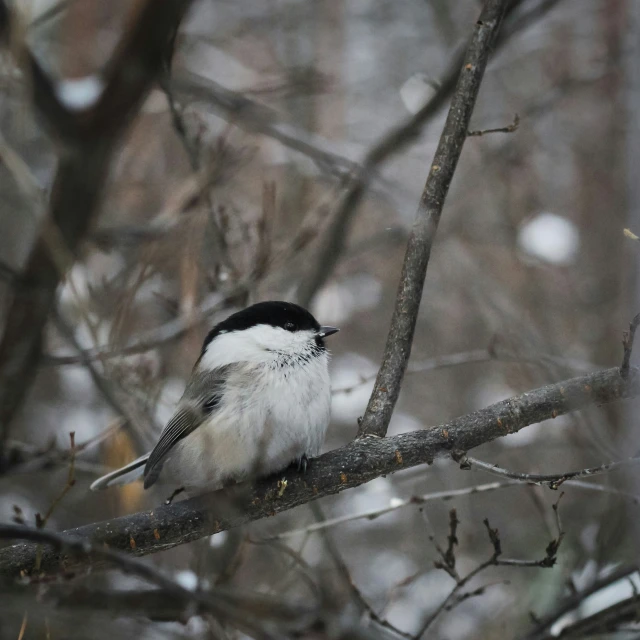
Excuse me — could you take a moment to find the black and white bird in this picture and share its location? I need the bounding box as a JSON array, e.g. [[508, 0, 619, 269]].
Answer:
[[90, 301, 339, 497]]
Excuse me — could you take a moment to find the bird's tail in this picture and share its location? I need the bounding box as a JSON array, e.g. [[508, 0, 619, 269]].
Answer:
[[89, 453, 150, 491]]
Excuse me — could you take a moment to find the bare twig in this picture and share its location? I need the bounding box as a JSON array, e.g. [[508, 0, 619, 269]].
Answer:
[[357, 0, 510, 438], [172, 70, 375, 184], [458, 454, 640, 489], [416, 497, 563, 637], [41, 291, 236, 366], [265, 481, 519, 540], [0, 366, 635, 576], [265, 477, 637, 541], [621, 312, 640, 378], [468, 113, 520, 136], [3, 421, 121, 476], [34, 432, 76, 571]]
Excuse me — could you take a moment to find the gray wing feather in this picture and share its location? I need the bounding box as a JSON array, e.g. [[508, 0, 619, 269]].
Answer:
[[142, 366, 230, 489], [143, 407, 200, 488]]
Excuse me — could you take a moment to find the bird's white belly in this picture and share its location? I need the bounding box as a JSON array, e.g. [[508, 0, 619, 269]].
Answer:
[[165, 357, 330, 494]]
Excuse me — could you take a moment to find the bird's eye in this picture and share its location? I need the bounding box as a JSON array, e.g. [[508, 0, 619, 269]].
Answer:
[[284, 322, 295, 331]]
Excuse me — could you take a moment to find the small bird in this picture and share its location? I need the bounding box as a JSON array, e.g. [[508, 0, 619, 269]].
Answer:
[[90, 301, 339, 499]]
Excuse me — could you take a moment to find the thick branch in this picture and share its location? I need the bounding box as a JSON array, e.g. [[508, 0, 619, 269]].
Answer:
[[357, 0, 509, 438], [0, 366, 636, 577]]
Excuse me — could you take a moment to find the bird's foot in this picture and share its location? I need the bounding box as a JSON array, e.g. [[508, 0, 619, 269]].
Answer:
[[296, 454, 309, 474], [165, 486, 185, 505]]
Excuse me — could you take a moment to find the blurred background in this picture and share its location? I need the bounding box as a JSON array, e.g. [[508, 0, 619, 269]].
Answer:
[[2, 0, 640, 638]]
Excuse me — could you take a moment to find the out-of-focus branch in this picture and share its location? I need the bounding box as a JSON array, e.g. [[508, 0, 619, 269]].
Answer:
[[522, 565, 640, 640], [0, 366, 635, 577], [331, 348, 596, 394], [0, 524, 317, 636], [357, 0, 509, 438], [0, 0, 193, 454]]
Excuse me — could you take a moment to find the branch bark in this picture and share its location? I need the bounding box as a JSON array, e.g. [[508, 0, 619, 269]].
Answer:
[[357, 0, 509, 438], [0, 366, 636, 577]]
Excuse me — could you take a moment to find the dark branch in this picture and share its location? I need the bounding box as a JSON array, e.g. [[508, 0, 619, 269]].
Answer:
[[0, 525, 317, 636], [0, 366, 636, 577], [357, 0, 509, 438], [0, 0, 193, 453], [522, 565, 640, 640]]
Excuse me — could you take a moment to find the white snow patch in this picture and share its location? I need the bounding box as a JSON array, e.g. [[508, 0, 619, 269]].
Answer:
[[517, 212, 579, 266], [209, 530, 228, 548], [399, 72, 439, 114], [56, 76, 104, 111], [175, 570, 199, 591]]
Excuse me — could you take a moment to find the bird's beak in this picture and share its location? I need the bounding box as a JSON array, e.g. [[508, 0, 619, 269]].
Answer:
[[318, 326, 339, 338]]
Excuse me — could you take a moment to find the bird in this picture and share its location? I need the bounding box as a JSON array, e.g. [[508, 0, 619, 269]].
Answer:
[[90, 301, 339, 499]]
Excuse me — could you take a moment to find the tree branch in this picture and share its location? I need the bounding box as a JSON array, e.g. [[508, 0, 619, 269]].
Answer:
[[295, 0, 563, 309], [0, 366, 636, 577], [458, 453, 640, 488], [0, 0, 193, 454], [357, 0, 509, 438]]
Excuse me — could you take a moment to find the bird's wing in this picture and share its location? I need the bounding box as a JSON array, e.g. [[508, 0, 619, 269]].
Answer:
[[143, 367, 229, 488]]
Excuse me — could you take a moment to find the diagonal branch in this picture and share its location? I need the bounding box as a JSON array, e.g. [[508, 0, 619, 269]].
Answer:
[[0, 0, 193, 453], [296, 0, 563, 309], [357, 0, 510, 438], [0, 366, 636, 577]]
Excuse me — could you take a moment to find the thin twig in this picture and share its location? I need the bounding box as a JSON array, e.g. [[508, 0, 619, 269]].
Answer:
[[265, 481, 519, 540], [41, 291, 235, 366], [468, 113, 520, 136], [331, 348, 595, 394], [415, 496, 564, 638], [307, 502, 413, 640], [357, 0, 510, 438], [34, 432, 76, 571], [458, 454, 640, 489]]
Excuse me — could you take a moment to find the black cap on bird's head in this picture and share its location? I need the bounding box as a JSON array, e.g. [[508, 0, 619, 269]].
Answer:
[[200, 301, 339, 356]]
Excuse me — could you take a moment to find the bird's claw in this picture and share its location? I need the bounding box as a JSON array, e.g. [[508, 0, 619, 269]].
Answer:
[[296, 454, 309, 474], [165, 486, 185, 505]]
